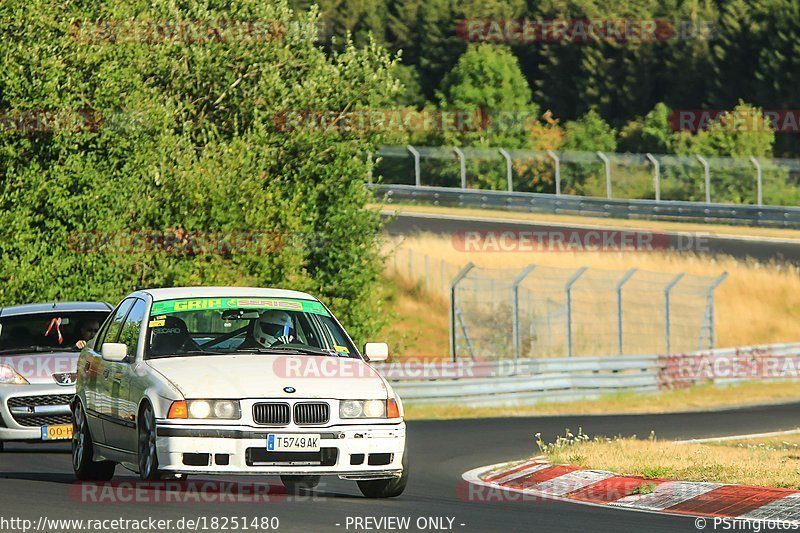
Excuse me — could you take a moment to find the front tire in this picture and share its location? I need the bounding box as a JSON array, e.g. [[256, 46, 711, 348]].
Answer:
[[357, 447, 408, 498], [72, 402, 115, 481], [138, 403, 165, 481], [280, 475, 320, 494]]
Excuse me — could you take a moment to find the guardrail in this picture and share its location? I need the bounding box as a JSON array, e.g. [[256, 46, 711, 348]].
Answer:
[[369, 183, 800, 228], [374, 343, 800, 406]]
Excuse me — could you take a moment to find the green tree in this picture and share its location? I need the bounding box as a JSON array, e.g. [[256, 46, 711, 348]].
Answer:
[[435, 43, 536, 148], [619, 103, 675, 153], [562, 109, 617, 152], [0, 0, 400, 342]]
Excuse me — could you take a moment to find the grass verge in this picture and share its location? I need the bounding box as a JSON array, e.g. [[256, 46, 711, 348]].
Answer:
[[403, 380, 800, 420], [540, 429, 800, 489]]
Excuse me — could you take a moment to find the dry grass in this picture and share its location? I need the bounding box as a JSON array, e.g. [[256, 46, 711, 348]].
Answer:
[[374, 203, 800, 240], [384, 233, 800, 348], [377, 273, 450, 360], [403, 380, 800, 419], [542, 429, 800, 489]]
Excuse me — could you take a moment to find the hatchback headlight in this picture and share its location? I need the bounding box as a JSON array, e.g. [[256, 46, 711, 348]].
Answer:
[[0, 364, 28, 385], [185, 400, 241, 420], [339, 399, 386, 419]]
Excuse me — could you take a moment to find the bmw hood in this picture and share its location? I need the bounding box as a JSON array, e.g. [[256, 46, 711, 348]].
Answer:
[[146, 354, 390, 400]]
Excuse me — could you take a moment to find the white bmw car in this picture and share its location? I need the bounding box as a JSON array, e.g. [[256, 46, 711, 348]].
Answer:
[[72, 287, 407, 498]]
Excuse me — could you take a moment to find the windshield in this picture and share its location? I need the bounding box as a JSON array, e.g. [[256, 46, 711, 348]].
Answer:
[[145, 297, 359, 359], [0, 311, 109, 353]]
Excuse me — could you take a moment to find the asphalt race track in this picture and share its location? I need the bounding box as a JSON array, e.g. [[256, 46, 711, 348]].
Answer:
[[383, 211, 800, 264], [2, 402, 798, 533]]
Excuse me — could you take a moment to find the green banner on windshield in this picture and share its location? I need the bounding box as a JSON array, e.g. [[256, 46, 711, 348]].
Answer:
[[150, 297, 330, 317]]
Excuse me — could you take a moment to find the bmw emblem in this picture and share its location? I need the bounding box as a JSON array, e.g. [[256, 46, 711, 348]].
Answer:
[[283, 386, 296, 394]]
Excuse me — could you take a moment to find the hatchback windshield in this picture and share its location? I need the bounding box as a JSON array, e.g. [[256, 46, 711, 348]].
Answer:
[[145, 297, 358, 359], [0, 311, 109, 353]]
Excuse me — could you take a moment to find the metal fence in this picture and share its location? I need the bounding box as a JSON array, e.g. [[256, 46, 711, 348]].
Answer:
[[372, 145, 800, 208], [388, 248, 727, 360], [375, 343, 800, 406]]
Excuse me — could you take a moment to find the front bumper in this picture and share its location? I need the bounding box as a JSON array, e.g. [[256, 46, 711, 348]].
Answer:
[[0, 384, 74, 441], [155, 421, 406, 479]]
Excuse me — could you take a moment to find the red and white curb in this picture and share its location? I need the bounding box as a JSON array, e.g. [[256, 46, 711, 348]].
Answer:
[[462, 458, 800, 524]]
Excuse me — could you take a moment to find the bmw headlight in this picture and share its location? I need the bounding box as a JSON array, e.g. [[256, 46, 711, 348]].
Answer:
[[186, 400, 240, 420], [339, 399, 386, 419], [0, 364, 28, 385]]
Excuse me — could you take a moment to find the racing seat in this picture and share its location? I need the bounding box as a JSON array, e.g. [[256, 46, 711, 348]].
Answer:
[[150, 316, 201, 356]]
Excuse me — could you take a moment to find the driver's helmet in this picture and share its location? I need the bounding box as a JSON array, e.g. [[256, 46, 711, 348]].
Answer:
[[253, 310, 294, 347]]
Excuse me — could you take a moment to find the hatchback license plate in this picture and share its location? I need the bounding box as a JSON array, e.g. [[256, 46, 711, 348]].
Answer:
[[267, 434, 321, 452], [41, 424, 72, 440]]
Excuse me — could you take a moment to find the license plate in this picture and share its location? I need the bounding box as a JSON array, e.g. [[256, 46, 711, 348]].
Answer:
[[267, 434, 321, 452], [41, 424, 73, 441]]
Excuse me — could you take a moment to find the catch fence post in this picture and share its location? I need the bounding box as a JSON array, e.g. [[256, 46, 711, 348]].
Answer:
[[450, 263, 475, 361], [565, 267, 588, 357], [664, 273, 685, 354], [512, 265, 537, 360], [615, 268, 638, 355], [407, 145, 421, 187]]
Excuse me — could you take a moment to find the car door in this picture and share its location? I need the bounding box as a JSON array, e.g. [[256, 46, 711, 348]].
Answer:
[[84, 298, 134, 444], [103, 298, 146, 452]]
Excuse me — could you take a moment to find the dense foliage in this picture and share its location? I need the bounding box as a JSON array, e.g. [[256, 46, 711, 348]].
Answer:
[[0, 0, 399, 341], [308, 0, 799, 156]]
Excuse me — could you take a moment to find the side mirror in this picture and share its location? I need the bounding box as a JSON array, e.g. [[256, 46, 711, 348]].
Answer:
[[101, 342, 128, 362], [364, 342, 389, 362]]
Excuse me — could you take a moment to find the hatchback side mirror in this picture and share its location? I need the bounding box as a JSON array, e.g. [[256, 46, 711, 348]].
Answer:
[[101, 342, 128, 362], [364, 342, 389, 362]]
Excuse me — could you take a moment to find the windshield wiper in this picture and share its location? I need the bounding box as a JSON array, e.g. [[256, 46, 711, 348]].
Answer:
[[0, 346, 66, 354], [239, 346, 338, 357], [149, 349, 227, 358]]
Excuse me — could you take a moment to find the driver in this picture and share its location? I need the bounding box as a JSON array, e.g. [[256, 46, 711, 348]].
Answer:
[[75, 319, 100, 350], [252, 310, 295, 348]]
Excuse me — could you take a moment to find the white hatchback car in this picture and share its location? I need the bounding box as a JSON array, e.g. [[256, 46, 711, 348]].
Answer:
[[72, 287, 407, 498]]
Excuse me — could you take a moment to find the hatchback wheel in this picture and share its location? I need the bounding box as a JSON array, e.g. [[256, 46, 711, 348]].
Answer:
[[72, 402, 115, 481]]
